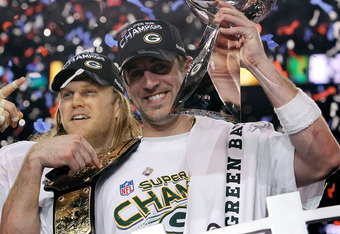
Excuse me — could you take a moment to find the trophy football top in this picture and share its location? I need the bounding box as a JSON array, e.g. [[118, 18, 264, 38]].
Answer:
[[187, 0, 277, 24]]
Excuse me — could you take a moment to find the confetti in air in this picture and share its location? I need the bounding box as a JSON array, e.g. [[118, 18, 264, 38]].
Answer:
[[261, 34, 279, 49], [33, 118, 51, 133]]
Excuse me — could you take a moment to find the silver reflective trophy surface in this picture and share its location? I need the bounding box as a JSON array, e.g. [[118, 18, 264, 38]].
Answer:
[[170, 0, 277, 122]]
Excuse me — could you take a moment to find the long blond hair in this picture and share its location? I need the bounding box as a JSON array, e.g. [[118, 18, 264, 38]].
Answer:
[[30, 87, 142, 147]]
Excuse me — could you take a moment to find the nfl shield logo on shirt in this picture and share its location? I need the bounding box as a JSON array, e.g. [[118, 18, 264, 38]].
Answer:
[[120, 180, 134, 196]]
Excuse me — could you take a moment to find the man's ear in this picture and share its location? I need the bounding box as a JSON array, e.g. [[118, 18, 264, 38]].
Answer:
[[126, 85, 132, 101], [185, 56, 193, 70], [114, 100, 121, 119]]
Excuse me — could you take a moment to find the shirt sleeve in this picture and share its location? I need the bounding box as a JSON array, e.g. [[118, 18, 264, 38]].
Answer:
[[0, 147, 11, 222], [257, 125, 324, 209], [0, 141, 36, 221], [39, 196, 54, 234]]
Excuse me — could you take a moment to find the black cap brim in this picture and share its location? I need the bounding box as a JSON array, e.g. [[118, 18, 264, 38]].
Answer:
[[51, 68, 112, 91], [119, 48, 177, 73]]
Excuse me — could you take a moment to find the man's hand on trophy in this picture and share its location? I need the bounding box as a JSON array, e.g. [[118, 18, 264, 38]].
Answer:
[[213, 2, 268, 70], [213, 2, 243, 51], [208, 2, 245, 107], [0, 77, 25, 132], [210, 3, 242, 80]]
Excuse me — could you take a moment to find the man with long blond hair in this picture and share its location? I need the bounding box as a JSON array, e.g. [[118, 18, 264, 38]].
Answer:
[[0, 52, 141, 233]]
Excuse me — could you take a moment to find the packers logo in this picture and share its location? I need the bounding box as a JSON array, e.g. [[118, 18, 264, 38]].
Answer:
[[190, 63, 202, 76], [159, 205, 187, 233], [143, 33, 162, 44], [207, 223, 221, 231], [84, 60, 102, 69]]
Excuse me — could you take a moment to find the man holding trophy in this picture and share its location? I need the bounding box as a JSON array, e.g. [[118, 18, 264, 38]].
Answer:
[[1, 2, 339, 234], [118, 1, 340, 233]]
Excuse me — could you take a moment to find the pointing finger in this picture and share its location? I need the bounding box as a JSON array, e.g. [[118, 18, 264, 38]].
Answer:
[[0, 77, 25, 98]]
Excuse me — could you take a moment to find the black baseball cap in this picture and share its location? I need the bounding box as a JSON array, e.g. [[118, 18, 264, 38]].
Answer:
[[51, 52, 125, 94], [118, 19, 187, 70]]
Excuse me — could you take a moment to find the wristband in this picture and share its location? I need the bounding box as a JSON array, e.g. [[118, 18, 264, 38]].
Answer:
[[274, 88, 321, 135]]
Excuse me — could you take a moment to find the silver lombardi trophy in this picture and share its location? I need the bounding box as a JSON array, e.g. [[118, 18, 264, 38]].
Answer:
[[170, 0, 277, 122]]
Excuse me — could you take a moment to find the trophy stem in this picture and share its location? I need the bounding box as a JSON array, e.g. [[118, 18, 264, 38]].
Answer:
[[171, 0, 277, 121], [171, 23, 241, 122], [186, 0, 219, 25], [171, 24, 219, 112], [189, 24, 219, 74], [208, 40, 241, 113]]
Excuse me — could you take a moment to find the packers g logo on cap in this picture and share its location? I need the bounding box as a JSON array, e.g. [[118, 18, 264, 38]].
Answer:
[[143, 33, 162, 44], [84, 60, 102, 69]]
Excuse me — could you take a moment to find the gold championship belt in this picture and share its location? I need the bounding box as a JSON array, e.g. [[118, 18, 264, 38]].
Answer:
[[44, 137, 141, 234]]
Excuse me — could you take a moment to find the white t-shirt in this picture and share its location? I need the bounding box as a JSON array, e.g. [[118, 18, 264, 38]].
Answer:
[[0, 141, 36, 222], [183, 117, 323, 233], [95, 132, 189, 233], [0, 140, 54, 233], [0, 116, 324, 234]]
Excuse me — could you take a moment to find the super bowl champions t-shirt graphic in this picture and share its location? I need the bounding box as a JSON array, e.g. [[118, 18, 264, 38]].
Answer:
[[115, 171, 189, 231], [95, 133, 190, 234]]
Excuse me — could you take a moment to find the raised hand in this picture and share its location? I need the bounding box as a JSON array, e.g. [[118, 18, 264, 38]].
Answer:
[[213, 2, 268, 70], [0, 77, 26, 132]]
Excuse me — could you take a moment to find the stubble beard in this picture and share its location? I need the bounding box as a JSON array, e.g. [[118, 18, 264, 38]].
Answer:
[[64, 123, 111, 150], [142, 105, 178, 127]]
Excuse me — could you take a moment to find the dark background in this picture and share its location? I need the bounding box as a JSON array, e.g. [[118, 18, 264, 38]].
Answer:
[[0, 0, 339, 143], [0, 0, 339, 232]]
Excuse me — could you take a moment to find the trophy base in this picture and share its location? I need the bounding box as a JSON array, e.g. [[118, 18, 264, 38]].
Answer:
[[171, 107, 239, 123], [171, 71, 241, 122]]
